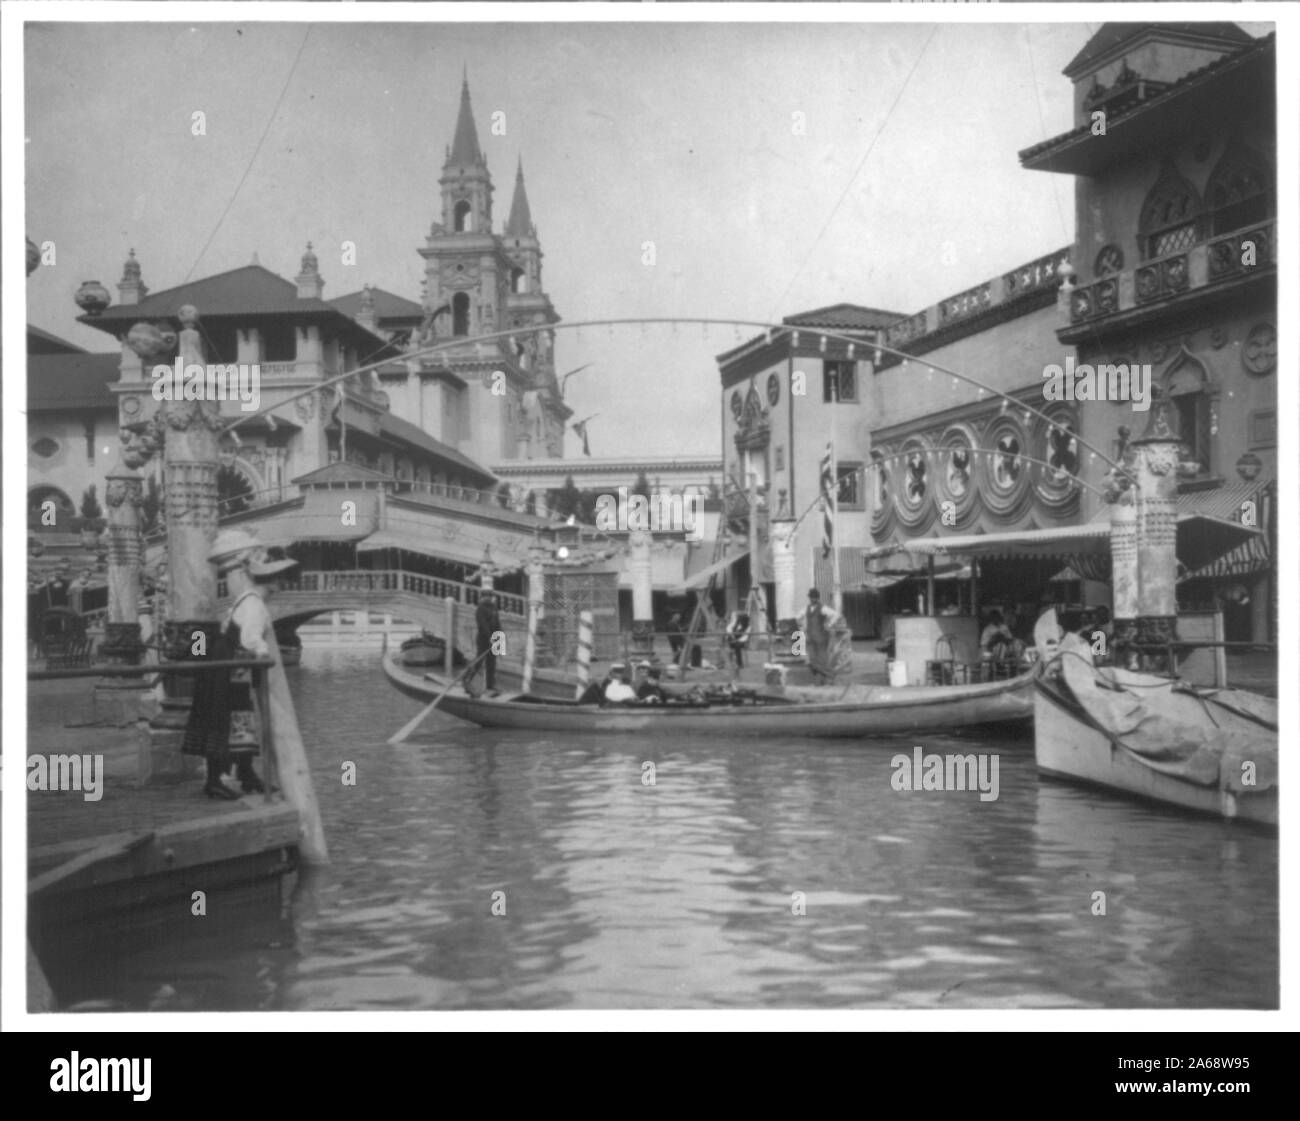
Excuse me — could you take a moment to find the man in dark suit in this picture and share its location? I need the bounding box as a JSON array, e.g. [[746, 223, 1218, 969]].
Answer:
[[475, 592, 501, 693]]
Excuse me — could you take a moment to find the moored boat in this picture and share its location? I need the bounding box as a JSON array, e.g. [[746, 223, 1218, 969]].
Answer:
[[382, 651, 1037, 738], [399, 630, 450, 668], [1034, 633, 1277, 827]]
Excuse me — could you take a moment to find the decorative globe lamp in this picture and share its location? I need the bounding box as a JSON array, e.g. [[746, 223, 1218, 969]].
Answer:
[[126, 321, 172, 359], [74, 280, 111, 316]]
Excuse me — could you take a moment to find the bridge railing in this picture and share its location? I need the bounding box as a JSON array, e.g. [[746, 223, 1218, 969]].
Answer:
[[276, 569, 527, 618]]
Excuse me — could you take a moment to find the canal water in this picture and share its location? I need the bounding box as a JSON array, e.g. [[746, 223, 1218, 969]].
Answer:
[[68, 646, 1278, 1011]]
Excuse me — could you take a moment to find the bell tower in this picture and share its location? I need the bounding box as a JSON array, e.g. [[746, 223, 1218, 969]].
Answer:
[[440, 73, 493, 235], [420, 73, 509, 341]]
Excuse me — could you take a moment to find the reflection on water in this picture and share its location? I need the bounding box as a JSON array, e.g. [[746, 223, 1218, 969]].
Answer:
[[61, 646, 1279, 1010]]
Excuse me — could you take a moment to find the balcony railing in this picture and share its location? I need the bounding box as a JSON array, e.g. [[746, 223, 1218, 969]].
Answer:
[[880, 246, 1071, 355], [1069, 218, 1275, 326]]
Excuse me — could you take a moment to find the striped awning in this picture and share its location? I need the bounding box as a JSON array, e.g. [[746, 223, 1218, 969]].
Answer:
[[1182, 533, 1271, 581], [813, 545, 871, 591]]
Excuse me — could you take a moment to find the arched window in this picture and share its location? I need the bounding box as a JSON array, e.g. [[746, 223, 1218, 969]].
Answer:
[[511, 267, 527, 294], [28, 485, 74, 527], [1165, 353, 1212, 476], [1206, 145, 1272, 237], [217, 464, 255, 516], [452, 292, 470, 336], [453, 200, 472, 233], [1139, 164, 1202, 259]]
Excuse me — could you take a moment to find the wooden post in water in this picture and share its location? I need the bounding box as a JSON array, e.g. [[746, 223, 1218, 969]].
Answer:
[[521, 549, 545, 695], [574, 610, 594, 699], [629, 528, 654, 656], [444, 596, 457, 675], [261, 638, 328, 863]]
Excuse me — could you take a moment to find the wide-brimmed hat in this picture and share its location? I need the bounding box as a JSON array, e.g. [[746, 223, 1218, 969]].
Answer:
[[207, 528, 262, 574], [250, 553, 298, 577]]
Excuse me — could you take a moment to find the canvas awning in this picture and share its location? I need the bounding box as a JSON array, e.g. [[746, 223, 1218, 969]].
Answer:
[[357, 526, 525, 570], [873, 506, 1261, 572], [671, 549, 748, 593], [897, 523, 1111, 559], [256, 490, 379, 544]]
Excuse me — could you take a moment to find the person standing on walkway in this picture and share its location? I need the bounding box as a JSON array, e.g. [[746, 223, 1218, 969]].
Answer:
[[184, 530, 296, 799], [804, 588, 831, 682]]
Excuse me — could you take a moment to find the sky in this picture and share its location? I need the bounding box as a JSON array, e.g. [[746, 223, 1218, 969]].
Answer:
[[23, 18, 1267, 460]]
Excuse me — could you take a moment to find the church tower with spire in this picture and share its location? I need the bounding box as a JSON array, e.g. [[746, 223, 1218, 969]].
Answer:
[[412, 73, 570, 466]]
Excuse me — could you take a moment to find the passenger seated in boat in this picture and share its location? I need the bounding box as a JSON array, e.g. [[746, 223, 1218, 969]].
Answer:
[[980, 610, 1024, 663], [577, 677, 609, 705], [603, 663, 638, 705], [636, 664, 668, 704]]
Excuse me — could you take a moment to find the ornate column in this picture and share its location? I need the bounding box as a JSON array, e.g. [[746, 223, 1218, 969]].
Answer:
[[100, 459, 145, 663], [1129, 399, 1184, 669], [1109, 496, 1139, 655], [160, 305, 222, 658], [1133, 446, 1181, 656], [771, 514, 798, 643], [143, 306, 223, 734], [629, 528, 654, 655]]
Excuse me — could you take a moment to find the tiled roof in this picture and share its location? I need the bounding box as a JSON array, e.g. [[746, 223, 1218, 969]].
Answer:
[[1065, 22, 1254, 77], [28, 325, 87, 355], [330, 287, 425, 322], [1022, 32, 1273, 165], [377, 412, 495, 482], [28, 352, 120, 412], [782, 303, 906, 331], [83, 264, 329, 322], [291, 461, 393, 487]]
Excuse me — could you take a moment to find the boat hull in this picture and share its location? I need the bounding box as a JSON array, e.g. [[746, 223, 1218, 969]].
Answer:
[[1034, 677, 1277, 827], [383, 655, 1036, 738]]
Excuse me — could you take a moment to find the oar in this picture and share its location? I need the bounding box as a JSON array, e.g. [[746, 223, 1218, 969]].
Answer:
[[387, 650, 490, 744]]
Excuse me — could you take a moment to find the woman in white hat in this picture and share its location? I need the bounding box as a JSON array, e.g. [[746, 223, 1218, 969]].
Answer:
[[183, 530, 297, 798]]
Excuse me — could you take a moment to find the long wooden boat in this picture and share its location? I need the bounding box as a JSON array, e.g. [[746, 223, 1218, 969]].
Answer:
[[1034, 634, 1277, 827], [382, 652, 1036, 737]]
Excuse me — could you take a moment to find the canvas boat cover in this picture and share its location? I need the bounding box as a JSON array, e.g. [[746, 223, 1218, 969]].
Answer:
[[1057, 633, 1277, 796]]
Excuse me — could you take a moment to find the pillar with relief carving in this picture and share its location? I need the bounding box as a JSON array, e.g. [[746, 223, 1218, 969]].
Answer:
[[151, 306, 224, 732], [771, 515, 798, 644], [1109, 496, 1139, 656], [101, 459, 145, 663], [1131, 399, 1184, 667]]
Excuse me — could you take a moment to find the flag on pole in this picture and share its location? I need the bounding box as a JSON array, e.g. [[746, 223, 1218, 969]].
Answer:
[[819, 441, 837, 559], [571, 416, 595, 457]]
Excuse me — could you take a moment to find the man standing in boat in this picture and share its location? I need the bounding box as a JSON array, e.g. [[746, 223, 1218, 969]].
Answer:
[[805, 588, 853, 684], [473, 591, 501, 694]]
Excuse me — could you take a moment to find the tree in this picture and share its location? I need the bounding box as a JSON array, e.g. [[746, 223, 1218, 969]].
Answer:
[[79, 485, 104, 526], [551, 474, 582, 520]]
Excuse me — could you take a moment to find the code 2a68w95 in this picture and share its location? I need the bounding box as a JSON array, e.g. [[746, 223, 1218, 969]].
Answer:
[[1183, 1058, 1250, 1070]]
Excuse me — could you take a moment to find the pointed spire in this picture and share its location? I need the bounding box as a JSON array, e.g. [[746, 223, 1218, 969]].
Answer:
[[505, 156, 534, 237], [447, 70, 483, 167]]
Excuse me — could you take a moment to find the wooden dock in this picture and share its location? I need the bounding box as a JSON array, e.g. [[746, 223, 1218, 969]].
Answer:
[[27, 675, 301, 1009]]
